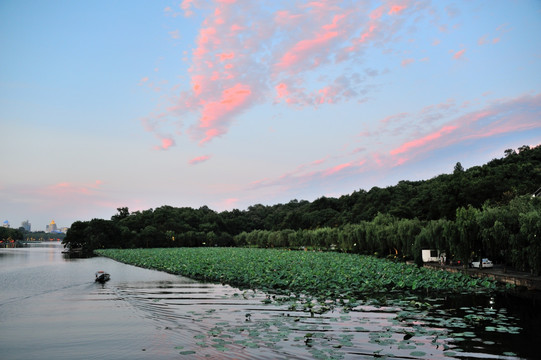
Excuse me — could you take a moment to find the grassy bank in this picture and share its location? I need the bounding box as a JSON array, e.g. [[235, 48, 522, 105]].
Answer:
[[96, 247, 497, 301]]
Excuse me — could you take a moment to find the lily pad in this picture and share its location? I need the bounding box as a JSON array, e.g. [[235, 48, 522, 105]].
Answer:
[[179, 350, 196, 355]]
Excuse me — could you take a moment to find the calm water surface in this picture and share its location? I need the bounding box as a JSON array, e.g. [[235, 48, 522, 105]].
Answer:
[[1, 243, 539, 359]]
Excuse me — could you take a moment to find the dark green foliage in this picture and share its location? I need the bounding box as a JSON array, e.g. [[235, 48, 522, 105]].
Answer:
[[64, 145, 541, 273], [96, 247, 497, 301], [233, 196, 541, 274], [0, 227, 23, 241]]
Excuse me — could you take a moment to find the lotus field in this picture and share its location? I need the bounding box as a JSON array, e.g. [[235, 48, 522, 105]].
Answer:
[[94, 248, 536, 359], [96, 247, 497, 302]]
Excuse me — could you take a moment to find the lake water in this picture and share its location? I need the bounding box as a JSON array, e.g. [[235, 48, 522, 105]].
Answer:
[[1, 243, 539, 359]]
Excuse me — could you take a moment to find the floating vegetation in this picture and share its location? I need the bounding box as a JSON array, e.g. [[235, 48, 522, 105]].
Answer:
[[165, 294, 524, 359], [96, 247, 498, 304], [96, 248, 530, 359]]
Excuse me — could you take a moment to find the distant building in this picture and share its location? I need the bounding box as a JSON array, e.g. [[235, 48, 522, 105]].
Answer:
[[2, 220, 9, 228], [46, 220, 57, 233], [60, 227, 69, 234], [21, 220, 31, 232]]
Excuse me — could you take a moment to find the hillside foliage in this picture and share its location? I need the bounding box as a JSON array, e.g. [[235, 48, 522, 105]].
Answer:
[[64, 145, 541, 274]]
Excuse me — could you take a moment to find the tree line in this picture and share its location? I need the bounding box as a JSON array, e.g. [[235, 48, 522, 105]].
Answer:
[[0, 227, 23, 242], [63, 145, 541, 273], [233, 195, 541, 274], [0, 228, 66, 243]]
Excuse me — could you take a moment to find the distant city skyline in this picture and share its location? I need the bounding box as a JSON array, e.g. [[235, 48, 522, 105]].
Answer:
[[1, 1, 540, 230], [0, 218, 69, 233]]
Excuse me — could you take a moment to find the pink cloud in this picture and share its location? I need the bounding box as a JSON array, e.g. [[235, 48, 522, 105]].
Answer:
[[247, 93, 541, 199], [154, 136, 175, 151], [230, 23, 244, 32], [189, 155, 211, 165], [380, 112, 409, 124], [351, 147, 366, 154], [323, 162, 352, 176], [387, 93, 541, 161], [390, 125, 458, 155], [388, 5, 406, 15], [496, 23, 512, 33], [180, 0, 194, 16], [48, 180, 104, 197], [276, 73, 363, 106], [223, 197, 238, 206], [322, 14, 347, 31], [193, 27, 218, 58], [217, 52, 235, 61], [180, 0, 193, 9], [248, 156, 368, 196], [311, 157, 328, 166], [457, 95, 541, 140], [357, 24, 377, 44], [478, 35, 488, 45], [370, 6, 385, 20], [197, 83, 253, 144], [401, 58, 414, 67], [453, 49, 466, 60], [199, 83, 252, 128], [275, 83, 289, 98], [478, 34, 501, 46], [322, 74, 364, 104], [275, 10, 303, 25], [146, 0, 466, 151], [317, 86, 333, 104], [275, 30, 339, 70]]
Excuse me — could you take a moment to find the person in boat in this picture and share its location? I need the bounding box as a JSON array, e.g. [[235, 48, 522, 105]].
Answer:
[[95, 271, 110, 282]]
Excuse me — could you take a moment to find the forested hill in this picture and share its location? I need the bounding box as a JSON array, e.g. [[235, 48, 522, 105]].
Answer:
[[227, 145, 541, 231], [65, 145, 540, 249], [331, 145, 541, 223]]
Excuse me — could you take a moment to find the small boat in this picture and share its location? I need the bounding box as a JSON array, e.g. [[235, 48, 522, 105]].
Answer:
[[95, 271, 111, 283]]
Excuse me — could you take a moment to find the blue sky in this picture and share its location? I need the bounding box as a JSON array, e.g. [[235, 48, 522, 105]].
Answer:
[[1, 0, 540, 231]]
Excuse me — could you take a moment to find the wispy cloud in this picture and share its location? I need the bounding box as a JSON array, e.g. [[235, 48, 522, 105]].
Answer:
[[212, 197, 239, 210], [154, 136, 175, 151], [189, 155, 211, 165], [323, 162, 354, 177], [3, 180, 113, 218], [401, 58, 415, 67], [47, 180, 104, 197], [453, 48, 466, 60], [192, 83, 253, 144], [144, 0, 437, 150], [249, 93, 541, 196], [390, 125, 457, 155], [389, 93, 541, 160]]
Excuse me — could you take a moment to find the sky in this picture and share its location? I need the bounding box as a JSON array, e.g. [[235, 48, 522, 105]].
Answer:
[[1, 0, 540, 231]]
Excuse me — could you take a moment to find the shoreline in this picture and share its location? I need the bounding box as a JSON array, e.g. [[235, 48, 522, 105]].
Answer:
[[423, 263, 541, 291]]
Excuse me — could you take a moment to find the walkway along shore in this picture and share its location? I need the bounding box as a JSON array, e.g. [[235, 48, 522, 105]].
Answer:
[[423, 263, 541, 291]]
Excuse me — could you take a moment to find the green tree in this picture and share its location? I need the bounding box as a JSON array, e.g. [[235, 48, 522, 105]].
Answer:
[[139, 225, 162, 248], [111, 207, 130, 221], [62, 221, 89, 252], [0, 227, 23, 241], [519, 210, 541, 275], [454, 206, 481, 265]]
